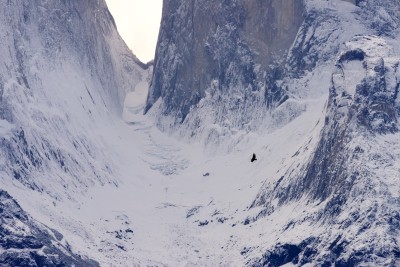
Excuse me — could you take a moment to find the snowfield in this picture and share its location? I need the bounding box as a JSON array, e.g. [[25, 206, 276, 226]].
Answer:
[[2, 81, 328, 266]]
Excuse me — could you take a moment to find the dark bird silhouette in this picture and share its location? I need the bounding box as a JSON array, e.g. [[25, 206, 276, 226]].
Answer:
[[251, 153, 257, 162]]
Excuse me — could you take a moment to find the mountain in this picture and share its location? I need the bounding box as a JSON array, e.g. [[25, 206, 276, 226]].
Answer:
[[251, 35, 400, 266], [0, 0, 148, 264], [146, 0, 306, 132], [0, 0, 399, 266], [146, 0, 400, 266], [0, 0, 148, 193]]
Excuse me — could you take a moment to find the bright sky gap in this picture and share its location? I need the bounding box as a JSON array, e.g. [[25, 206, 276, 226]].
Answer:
[[105, 0, 163, 63]]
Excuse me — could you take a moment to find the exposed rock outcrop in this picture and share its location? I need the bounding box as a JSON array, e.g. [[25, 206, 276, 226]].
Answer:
[[0, 190, 99, 266], [146, 0, 304, 125]]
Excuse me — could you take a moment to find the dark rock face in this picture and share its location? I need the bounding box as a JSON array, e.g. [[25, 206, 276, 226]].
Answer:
[[254, 244, 303, 267], [146, 0, 304, 122], [0, 190, 99, 267], [252, 238, 317, 267], [253, 233, 400, 267], [354, 59, 398, 134]]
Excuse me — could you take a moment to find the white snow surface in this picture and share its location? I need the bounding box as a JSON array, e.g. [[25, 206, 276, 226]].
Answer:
[[2, 85, 328, 266]]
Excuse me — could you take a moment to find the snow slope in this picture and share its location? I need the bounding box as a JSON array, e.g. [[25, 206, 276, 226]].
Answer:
[[0, 0, 148, 265], [3, 80, 329, 266]]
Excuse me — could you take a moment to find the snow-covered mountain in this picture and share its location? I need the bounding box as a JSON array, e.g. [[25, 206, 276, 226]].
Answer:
[[0, 0, 148, 265], [0, 0, 399, 266], [145, 0, 400, 266]]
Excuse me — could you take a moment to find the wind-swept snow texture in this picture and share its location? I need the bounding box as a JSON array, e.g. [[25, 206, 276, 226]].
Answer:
[[0, 0, 147, 264], [1, 0, 400, 266]]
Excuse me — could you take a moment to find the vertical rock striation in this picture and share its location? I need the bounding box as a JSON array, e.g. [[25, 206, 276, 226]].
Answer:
[[146, 0, 304, 126], [0, 0, 146, 194], [250, 1, 400, 264], [0, 0, 147, 263]]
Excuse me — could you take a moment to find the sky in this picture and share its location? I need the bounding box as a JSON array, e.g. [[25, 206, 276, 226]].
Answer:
[[105, 0, 163, 63]]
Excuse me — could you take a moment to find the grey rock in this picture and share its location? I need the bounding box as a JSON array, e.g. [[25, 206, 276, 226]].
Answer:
[[0, 189, 99, 267], [146, 0, 304, 123]]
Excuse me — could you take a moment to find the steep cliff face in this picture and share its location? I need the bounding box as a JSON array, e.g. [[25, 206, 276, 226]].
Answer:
[[0, 0, 147, 263], [0, 0, 146, 195], [0, 190, 99, 266], [146, 0, 304, 126]]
